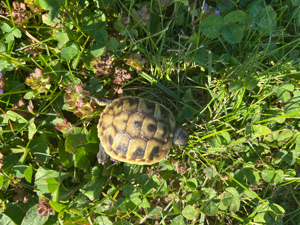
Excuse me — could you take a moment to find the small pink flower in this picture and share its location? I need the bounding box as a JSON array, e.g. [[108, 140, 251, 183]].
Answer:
[[75, 85, 82, 92], [77, 100, 84, 108]]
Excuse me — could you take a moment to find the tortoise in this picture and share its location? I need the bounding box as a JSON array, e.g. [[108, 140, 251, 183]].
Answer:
[[95, 96, 189, 165]]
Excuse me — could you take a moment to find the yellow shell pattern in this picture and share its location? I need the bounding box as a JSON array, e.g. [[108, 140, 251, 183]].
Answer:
[[97, 97, 175, 165]]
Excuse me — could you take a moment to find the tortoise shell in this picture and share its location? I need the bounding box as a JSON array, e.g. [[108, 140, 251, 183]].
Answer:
[[97, 97, 175, 165]]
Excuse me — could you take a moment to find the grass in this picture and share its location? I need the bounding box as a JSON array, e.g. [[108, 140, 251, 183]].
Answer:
[[1, 0, 300, 224]]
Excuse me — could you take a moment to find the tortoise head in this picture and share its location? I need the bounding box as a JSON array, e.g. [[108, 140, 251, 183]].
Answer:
[[173, 126, 189, 146]]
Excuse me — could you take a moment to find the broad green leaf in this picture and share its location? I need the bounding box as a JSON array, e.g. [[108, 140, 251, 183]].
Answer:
[[201, 201, 218, 216], [281, 84, 294, 92], [273, 170, 283, 184], [229, 82, 243, 92], [46, 177, 59, 193], [74, 145, 88, 168], [183, 88, 193, 103], [4, 195, 39, 225], [28, 119, 36, 140], [87, 125, 99, 143], [277, 129, 293, 142], [40, 0, 65, 21], [186, 191, 201, 205], [222, 24, 243, 43], [81, 9, 106, 38], [292, 90, 300, 103], [11, 165, 28, 178], [21, 205, 49, 225], [95, 216, 113, 225], [107, 37, 119, 50], [277, 89, 291, 103], [61, 42, 80, 60], [94, 29, 108, 44], [247, 125, 271, 138], [292, 0, 300, 6], [261, 170, 275, 183], [29, 134, 50, 163], [229, 196, 240, 212], [218, 192, 233, 210], [171, 215, 187, 225], [50, 201, 66, 213], [130, 197, 142, 207], [55, 32, 70, 49], [0, 214, 15, 225], [1, 23, 11, 32], [65, 127, 87, 153], [173, 201, 181, 214], [147, 206, 162, 218], [182, 106, 196, 120], [7, 81, 25, 92], [244, 170, 260, 184], [90, 44, 106, 57], [7, 111, 27, 123], [116, 198, 128, 212], [238, 14, 252, 30], [58, 139, 73, 168], [244, 189, 257, 199], [245, 76, 258, 90], [141, 196, 150, 208], [186, 178, 198, 190], [182, 205, 196, 220], [89, 77, 98, 86], [284, 150, 299, 165], [200, 14, 225, 39], [254, 201, 285, 223], [224, 10, 246, 23], [24, 166, 33, 183], [12, 28, 21, 38], [123, 185, 135, 199], [35, 167, 71, 193], [203, 167, 217, 178], [2, 154, 19, 174], [156, 179, 168, 196], [141, 176, 160, 195], [226, 187, 239, 197], [80, 167, 105, 201], [123, 164, 143, 182], [203, 188, 217, 199]]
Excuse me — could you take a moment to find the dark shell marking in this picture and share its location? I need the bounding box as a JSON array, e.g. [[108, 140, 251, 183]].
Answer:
[[147, 124, 157, 132], [98, 96, 175, 165], [134, 121, 142, 129], [132, 147, 144, 158]]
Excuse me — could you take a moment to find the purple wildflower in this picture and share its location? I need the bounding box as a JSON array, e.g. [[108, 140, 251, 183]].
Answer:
[[0, 89, 3, 95], [201, 3, 207, 13], [110, 158, 118, 163], [215, 10, 220, 14]]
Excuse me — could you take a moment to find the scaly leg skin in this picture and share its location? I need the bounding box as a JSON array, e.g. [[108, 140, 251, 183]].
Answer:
[[91, 97, 112, 106], [97, 142, 107, 164]]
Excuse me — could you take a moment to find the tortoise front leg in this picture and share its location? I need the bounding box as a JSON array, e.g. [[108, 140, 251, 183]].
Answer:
[[97, 142, 107, 164], [91, 97, 113, 106]]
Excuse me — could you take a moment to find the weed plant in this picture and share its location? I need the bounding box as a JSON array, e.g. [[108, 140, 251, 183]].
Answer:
[[1, 0, 300, 224]]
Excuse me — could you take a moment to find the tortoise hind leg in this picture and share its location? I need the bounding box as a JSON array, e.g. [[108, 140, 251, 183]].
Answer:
[[97, 142, 107, 164]]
